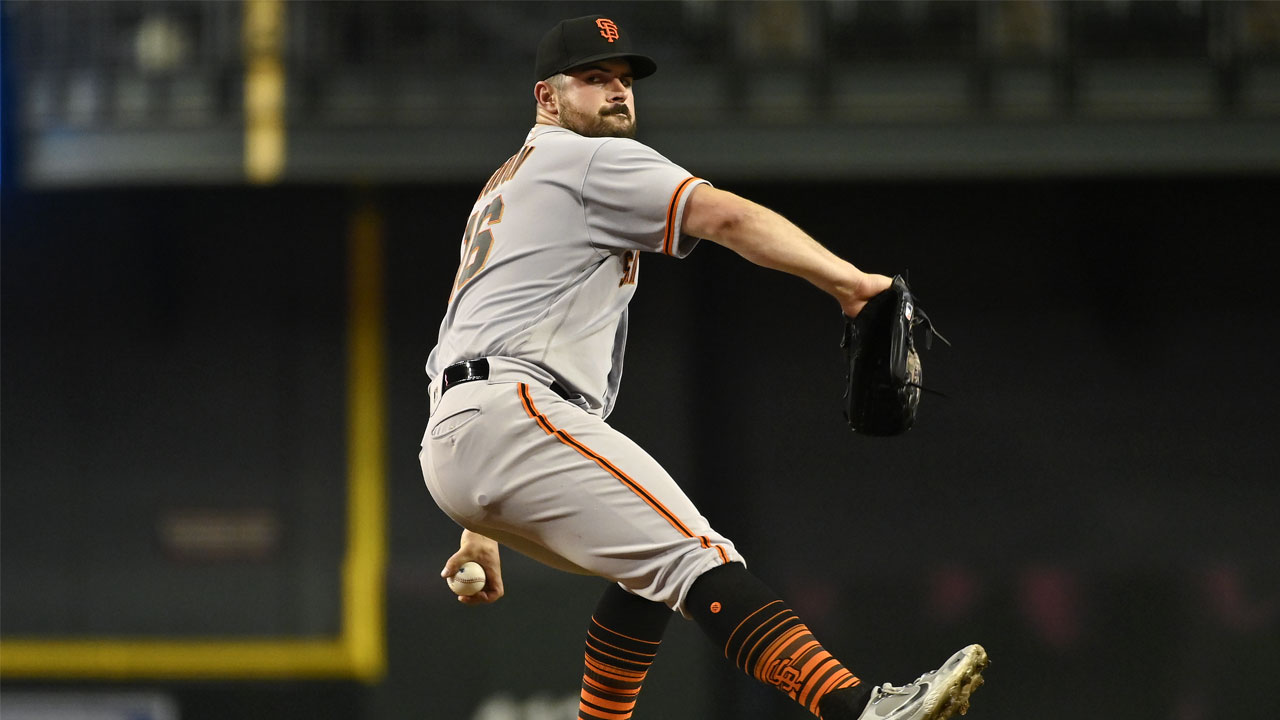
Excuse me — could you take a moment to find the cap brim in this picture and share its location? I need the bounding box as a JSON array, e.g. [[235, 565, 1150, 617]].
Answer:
[[550, 52, 657, 81]]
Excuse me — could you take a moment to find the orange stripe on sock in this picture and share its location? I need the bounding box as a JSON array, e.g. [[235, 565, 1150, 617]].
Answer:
[[725, 600, 784, 659], [578, 703, 626, 720], [581, 690, 637, 713], [805, 665, 857, 714], [585, 653, 646, 675], [752, 626, 809, 681], [582, 674, 641, 699], [789, 645, 828, 687], [798, 657, 843, 707], [591, 617, 663, 647], [588, 630, 659, 660], [585, 655, 646, 682], [587, 642, 656, 668], [792, 640, 826, 670], [739, 610, 798, 670], [519, 384, 729, 564], [582, 673, 642, 695], [583, 662, 637, 683], [759, 625, 808, 665]]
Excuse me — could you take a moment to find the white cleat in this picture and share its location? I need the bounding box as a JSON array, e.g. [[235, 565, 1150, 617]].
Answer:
[[855, 644, 989, 720]]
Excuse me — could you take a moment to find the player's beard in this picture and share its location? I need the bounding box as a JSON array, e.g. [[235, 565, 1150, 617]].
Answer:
[[560, 102, 636, 139]]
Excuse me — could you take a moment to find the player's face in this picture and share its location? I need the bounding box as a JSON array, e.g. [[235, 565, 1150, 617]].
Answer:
[[555, 60, 637, 139]]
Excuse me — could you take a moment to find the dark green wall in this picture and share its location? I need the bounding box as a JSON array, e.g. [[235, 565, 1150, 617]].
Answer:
[[3, 174, 1277, 720]]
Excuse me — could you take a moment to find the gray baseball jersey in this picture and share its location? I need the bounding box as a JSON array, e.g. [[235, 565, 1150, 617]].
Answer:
[[425, 125, 708, 418], [420, 125, 744, 614]]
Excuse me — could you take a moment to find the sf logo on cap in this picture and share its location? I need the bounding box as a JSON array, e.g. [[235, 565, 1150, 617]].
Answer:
[[596, 18, 619, 42]]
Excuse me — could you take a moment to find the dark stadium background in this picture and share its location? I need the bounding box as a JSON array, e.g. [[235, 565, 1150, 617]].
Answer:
[[3, 3, 1277, 720]]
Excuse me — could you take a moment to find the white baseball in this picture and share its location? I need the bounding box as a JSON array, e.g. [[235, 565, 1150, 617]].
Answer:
[[447, 561, 486, 597]]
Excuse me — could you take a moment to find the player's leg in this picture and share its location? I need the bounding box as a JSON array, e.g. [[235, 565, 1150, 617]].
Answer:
[[424, 382, 986, 719], [684, 563, 987, 720], [683, 561, 869, 718], [429, 381, 745, 603], [576, 583, 671, 720], [451, 383, 898, 719]]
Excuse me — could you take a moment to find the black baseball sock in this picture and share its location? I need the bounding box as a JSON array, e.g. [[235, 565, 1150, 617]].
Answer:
[[686, 562, 872, 719], [577, 583, 672, 720]]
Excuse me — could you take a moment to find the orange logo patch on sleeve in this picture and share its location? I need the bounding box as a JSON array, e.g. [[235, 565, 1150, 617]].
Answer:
[[596, 18, 620, 42]]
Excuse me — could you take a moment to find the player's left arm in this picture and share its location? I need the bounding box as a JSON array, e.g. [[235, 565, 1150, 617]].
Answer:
[[681, 185, 891, 317], [441, 529, 505, 605]]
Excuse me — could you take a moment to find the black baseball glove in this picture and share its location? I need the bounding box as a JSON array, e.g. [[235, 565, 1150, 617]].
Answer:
[[841, 275, 948, 436]]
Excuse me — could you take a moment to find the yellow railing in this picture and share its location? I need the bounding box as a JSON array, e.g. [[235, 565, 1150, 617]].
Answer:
[[0, 198, 387, 682]]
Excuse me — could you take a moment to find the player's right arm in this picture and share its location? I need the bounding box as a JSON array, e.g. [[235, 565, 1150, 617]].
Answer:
[[681, 185, 892, 318], [441, 529, 505, 605]]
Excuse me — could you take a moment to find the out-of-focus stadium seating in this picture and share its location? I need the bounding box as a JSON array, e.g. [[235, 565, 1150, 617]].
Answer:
[[5, 1, 1279, 183]]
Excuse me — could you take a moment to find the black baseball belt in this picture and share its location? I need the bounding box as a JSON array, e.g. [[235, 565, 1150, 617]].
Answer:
[[440, 358, 573, 401]]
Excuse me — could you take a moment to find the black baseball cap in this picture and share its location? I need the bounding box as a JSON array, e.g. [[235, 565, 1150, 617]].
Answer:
[[534, 15, 657, 82]]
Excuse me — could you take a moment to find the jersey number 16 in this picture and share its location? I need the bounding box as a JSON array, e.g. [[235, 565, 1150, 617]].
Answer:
[[452, 195, 504, 296]]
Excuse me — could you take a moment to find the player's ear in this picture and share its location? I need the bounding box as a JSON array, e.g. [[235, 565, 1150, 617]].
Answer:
[[534, 81, 557, 114]]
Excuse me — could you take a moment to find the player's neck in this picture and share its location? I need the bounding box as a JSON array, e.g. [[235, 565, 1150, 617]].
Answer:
[[534, 108, 561, 128]]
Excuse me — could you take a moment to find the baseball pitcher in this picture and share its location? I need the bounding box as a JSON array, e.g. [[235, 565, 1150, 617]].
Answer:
[[420, 15, 987, 720]]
